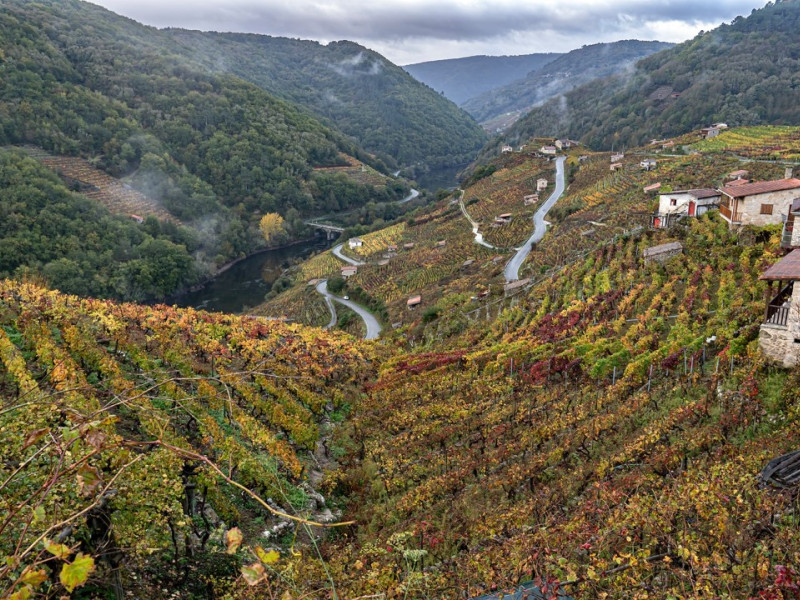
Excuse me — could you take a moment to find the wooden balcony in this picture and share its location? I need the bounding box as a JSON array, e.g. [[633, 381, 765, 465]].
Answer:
[[719, 203, 740, 223], [764, 282, 794, 328], [766, 303, 790, 327]]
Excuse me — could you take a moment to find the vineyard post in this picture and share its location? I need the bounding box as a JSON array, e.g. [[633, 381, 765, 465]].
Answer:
[[690, 356, 694, 376], [715, 357, 720, 374], [683, 350, 687, 376], [612, 366, 617, 386], [647, 364, 653, 392]]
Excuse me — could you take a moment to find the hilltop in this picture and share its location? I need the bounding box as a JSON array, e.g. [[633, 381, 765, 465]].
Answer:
[[508, 0, 800, 149], [164, 32, 488, 171], [404, 53, 561, 106]]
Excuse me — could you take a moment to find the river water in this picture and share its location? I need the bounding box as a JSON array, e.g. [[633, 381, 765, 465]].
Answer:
[[174, 238, 328, 314]]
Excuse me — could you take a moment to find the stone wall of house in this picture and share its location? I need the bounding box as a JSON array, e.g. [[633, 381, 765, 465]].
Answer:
[[740, 190, 799, 226], [793, 220, 800, 247], [759, 282, 800, 367]]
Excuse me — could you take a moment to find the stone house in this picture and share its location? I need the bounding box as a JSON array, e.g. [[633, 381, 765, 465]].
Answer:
[[540, 146, 557, 155], [407, 295, 421, 309], [341, 266, 358, 278], [348, 238, 363, 249], [537, 178, 548, 191], [758, 249, 800, 367], [718, 178, 800, 228]]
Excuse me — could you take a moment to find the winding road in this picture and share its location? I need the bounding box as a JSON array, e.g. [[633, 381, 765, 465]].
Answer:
[[504, 156, 566, 282], [399, 188, 420, 204], [315, 280, 382, 340], [331, 243, 365, 266], [458, 190, 498, 249]]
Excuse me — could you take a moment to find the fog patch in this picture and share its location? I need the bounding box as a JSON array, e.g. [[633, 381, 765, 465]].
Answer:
[[328, 51, 384, 77]]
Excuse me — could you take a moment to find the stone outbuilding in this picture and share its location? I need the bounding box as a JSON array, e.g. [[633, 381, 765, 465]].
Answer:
[[642, 241, 683, 264], [759, 249, 800, 367]]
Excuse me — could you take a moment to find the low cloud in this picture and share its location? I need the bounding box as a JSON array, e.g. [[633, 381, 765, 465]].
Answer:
[[93, 0, 764, 63]]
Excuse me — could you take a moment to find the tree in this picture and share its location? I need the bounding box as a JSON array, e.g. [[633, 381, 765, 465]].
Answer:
[[259, 213, 286, 246]]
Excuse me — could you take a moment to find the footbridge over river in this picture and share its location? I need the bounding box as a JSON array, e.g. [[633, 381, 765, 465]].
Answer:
[[304, 220, 344, 240]]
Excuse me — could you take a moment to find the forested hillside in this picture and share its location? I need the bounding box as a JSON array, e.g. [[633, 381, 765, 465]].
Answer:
[[508, 0, 800, 149], [166, 32, 488, 171], [461, 40, 672, 126], [403, 53, 561, 105], [0, 149, 199, 301], [0, 0, 413, 286]]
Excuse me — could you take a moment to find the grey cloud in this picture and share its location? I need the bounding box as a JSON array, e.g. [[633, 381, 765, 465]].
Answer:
[[93, 0, 765, 61]]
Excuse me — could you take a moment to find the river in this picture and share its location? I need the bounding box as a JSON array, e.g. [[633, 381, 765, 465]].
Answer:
[[174, 238, 328, 314]]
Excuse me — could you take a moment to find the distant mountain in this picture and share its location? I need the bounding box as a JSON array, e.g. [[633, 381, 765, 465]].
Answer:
[[462, 40, 674, 126], [403, 53, 562, 105], [165, 32, 488, 171], [508, 0, 800, 150]]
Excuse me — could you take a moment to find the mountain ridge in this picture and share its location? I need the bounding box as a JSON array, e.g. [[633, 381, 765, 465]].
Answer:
[[403, 53, 562, 105], [506, 0, 800, 149]]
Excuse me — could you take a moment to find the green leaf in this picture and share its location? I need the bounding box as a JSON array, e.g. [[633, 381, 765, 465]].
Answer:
[[255, 546, 280, 565], [241, 562, 265, 586], [225, 527, 243, 554], [59, 553, 95, 592], [31, 506, 45, 524], [19, 568, 47, 587], [43, 539, 72, 560]]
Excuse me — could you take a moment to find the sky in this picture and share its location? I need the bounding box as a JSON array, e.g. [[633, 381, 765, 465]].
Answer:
[[91, 0, 764, 65]]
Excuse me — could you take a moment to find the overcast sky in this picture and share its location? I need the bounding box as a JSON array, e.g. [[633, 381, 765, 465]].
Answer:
[[91, 0, 764, 65]]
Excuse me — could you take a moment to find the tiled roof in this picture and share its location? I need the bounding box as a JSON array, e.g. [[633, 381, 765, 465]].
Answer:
[[688, 188, 721, 199], [760, 249, 800, 280], [721, 178, 800, 198]]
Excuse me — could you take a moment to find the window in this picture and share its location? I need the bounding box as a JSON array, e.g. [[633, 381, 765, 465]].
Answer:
[[760, 203, 774, 215], [670, 198, 677, 207]]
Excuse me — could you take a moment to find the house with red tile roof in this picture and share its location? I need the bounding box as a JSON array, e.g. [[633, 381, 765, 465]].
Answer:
[[718, 178, 800, 227]]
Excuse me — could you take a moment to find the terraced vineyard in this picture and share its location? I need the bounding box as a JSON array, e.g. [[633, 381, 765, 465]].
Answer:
[[312, 155, 393, 187], [310, 214, 800, 600], [20, 148, 179, 223], [0, 279, 373, 598], [691, 125, 800, 161], [464, 158, 552, 248]]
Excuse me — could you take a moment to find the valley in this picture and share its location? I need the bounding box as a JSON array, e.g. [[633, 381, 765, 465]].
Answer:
[[3, 0, 800, 599]]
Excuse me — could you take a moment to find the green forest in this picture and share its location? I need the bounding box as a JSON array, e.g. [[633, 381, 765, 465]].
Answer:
[[0, 149, 198, 300], [0, 0, 422, 288], [506, 0, 800, 150], [168, 33, 488, 171]]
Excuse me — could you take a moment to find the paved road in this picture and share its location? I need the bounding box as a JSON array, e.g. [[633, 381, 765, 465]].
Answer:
[[331, 243, 365, 266], [315, 280, 382, 340], [504, 156, 566, 282], [458, 190, 498, 249], [399, 188, 420, 204]]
